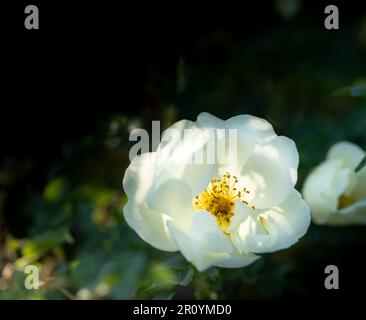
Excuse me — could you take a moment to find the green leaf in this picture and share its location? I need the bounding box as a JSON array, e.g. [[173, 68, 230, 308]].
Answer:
[[43, 177, 67, 202], [152, 289, 175, 300], [332, 84, 366, 97], [205, 267, 220, 282], [175, 267, 194, 286], [16, 227, 73, 268], [350, 85, 366, 97]]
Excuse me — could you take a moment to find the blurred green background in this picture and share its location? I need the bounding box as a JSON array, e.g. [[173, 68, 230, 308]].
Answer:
[[1, 0, 366, 299]]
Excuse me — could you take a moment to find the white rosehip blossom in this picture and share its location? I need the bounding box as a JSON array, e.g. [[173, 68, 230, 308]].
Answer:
[[123, 112, 311, 271], [303, 141, 366, 226]]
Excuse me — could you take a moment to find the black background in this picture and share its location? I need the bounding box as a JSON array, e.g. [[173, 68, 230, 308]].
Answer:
[[2, 1, 365, 158]]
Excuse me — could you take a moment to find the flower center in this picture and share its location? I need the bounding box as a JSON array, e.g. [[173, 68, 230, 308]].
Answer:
[[193, 172, 253, 233], [338, 194, 356, 209]]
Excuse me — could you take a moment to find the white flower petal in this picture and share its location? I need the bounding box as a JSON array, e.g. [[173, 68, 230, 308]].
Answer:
[[240, 136, 299, 209], [123, 152, 157, 203], [338, 200, 366, 215], [231, 217, 276, 254], [196, 112, 225, 128], [123, 152, 178, 251], [155, 163, 216, 197], [199, 114, 277, 175], [214, 253, 260, 269], [124, 201, 178, 251], [168, 212, 257, 271], [231, 190, 310, 253], [213, 127, 256, 176], [303, 160, 352, 224], [156, 119, 196, 162], [156, 122, 217, 195], [225, 114, 277, 143], [326, 200, 366, 225], [146, 178, 194, 232], [257, 190, 310, 252], [327, 141, 365, 169], [226, 201, 250, 233]]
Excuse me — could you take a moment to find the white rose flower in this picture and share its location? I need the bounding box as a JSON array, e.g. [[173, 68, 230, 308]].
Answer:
[[123, 112, 311, 271], [303, 141, 366, 226]]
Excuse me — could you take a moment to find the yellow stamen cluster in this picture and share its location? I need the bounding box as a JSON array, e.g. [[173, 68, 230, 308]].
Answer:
[[193, 173, 253, 234]]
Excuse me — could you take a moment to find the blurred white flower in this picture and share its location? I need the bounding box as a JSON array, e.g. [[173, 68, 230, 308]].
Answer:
[[303, 141, 366, 225], [123, 112, 310, 271]]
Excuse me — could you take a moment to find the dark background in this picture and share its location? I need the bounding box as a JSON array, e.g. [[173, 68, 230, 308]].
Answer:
[[1, 1, 366, 299]]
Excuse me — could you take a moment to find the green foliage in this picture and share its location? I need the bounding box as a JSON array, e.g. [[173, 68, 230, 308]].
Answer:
[[332, 79, 366, 97]]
